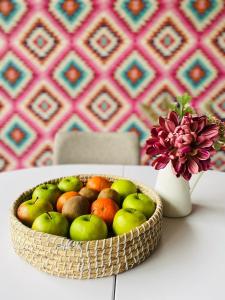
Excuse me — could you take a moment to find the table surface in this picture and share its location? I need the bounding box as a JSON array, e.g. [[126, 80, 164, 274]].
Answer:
[[0, 164, 224, 300]]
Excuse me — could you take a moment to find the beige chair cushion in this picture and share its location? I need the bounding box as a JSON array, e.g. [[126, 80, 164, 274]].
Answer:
[[54, 132, 140, 165]]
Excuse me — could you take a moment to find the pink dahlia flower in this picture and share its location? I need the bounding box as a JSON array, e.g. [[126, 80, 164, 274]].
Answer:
[[146, 111, 219, 180]]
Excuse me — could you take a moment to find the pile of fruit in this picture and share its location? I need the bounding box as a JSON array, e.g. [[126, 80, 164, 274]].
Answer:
[[17, 176, 156, 241]]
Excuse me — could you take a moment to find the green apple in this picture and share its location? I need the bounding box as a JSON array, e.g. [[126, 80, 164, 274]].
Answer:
[[123, 193, 156, 218], [58, 176, 83, 192], [113, 208, 146, 235], [111, 179, 137, 203], [70, 214, 108, 241], [32, 183, 61, 206], [32, 212, 69, 237], [17, 199, 53, 227]]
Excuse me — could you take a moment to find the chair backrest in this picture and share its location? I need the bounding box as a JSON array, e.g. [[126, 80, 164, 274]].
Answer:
[[53, 132, 140, 165]]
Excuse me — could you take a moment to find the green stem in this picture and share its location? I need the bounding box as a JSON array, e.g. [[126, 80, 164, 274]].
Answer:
[[46, 212, 52, 219]]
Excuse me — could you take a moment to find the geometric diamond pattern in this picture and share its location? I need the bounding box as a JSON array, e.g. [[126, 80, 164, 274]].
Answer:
[[0, 146, 17, 172], [114, 0, 159, 32], [114, 50, 156, 98], [84, 18, 122, 63], [212, 25, 225, 57], [211, 151, 225, 172], [32, 146, 53, 167], [29, 89, 61, 122], [0, 95, 12, 122], [140, 80, 179, 124], [0, 0, 27, 33], [176, 50, 218, 97], [150, 20, 186, 60], [78, 82, 131, 130], [23, 20, 59, 62], [204, 19, 225, 67], [0, 52, 32, 99], [23, 139, 53, 168], [53, 51, 94, 98], [179, 0, 224, 32], [141, 13, 194, 68], [118, 114, 149, 146], [0, 31, 7, 56], [78, 13, 130, 69], [18, 81, 70, 131], [0, 0, 224, 171], [0, 152, 10, 171], [208, 89, 225, 120], [1, 114, 37, 156], [59, 114, 91, 132], [200, 82, 225, 121], [13, 14, 67, 70], [48, 0, 92, 33], [87, 88, 121, 123]]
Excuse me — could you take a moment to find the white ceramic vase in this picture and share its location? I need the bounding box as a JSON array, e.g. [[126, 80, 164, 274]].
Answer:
[[155, 163, 192, 217]]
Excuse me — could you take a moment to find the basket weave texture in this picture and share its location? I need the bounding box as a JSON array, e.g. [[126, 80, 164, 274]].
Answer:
[[10, 174, 163, 279]]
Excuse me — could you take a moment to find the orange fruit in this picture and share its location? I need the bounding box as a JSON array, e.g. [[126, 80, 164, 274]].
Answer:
[[86, 176, 111, 192], [91, 198, 119, 225], [56, 191, 79, 212]]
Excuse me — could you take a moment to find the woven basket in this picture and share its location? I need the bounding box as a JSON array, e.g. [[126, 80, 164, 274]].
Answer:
[[10, 174, 163, 279]]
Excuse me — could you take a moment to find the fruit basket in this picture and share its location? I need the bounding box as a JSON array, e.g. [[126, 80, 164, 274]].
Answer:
[[10, 174, 163, 279]]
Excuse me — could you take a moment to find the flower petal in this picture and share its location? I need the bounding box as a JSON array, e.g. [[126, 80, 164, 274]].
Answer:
[[146, 137, 158, 145], [146, 146, 159, 156], [196, 116, 206, 133], [199, 159, 211, 171], [200, 124, 219, 139], [197, 149, 210, 160], [182, 134, 193, 144], [168, 111, 179, 126], [171, 158, 183, 174], [152, 156, 170, 170], [165, 119, 176, 133], [183, 168, 192, 181], [188, 158, 199, 174], [159, 117, 165, 129], [196, 136, 213, 147], [151, 127, 158, 137], [191, 121, 198, 132], [179, 145, 191, 154]]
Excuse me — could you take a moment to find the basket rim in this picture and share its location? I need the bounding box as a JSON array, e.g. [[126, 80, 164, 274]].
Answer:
[[11, 173, 163, 247]]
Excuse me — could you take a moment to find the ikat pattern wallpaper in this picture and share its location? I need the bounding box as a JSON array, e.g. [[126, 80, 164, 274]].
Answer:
[[0, 0, 224, 171]]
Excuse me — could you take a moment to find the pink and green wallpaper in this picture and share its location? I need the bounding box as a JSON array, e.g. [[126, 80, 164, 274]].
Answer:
[[0, 0, 224, 171]]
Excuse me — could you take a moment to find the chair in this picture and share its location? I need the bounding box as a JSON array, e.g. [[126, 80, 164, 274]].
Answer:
[[53, 131, 140, 165]]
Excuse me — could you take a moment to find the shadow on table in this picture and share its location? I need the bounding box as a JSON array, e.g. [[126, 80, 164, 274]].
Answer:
[[159, 217, 193, 249], [120, 200, 224, 278], [124, 216, 195, 275], [191, 201, 225, 223]]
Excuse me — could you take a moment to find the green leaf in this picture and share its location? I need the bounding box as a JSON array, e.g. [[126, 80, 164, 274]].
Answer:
[[175, 93, 193, 118], [168, 103, 175, 110], [183, 93, 191, 104], [177, 93, 191, 105], [214, 141, 222, 151], [184, 107, 194, 114]]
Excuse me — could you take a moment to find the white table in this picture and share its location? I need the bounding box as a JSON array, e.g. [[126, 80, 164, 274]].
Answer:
[[0, 165, 224, 300]]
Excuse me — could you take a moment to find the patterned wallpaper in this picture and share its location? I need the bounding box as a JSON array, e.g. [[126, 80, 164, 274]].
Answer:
[[0, 0, 224, 171]]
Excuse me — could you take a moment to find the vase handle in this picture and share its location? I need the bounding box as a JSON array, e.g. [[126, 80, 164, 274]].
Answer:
[[190, 172, 204, 195]]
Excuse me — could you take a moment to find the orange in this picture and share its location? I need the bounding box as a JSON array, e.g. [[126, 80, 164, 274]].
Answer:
[[56, 191, 79, 212], [91, 198, 119, 225], [86, 176, 111, 192]]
